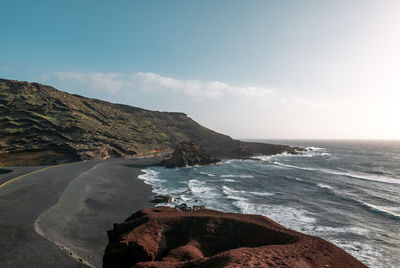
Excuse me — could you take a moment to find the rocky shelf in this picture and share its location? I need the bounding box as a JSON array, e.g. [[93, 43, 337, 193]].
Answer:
[[103, 207, 367, 268]]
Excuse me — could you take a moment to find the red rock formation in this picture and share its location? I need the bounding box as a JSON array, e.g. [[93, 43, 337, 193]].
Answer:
[[103, 207, 367, 268]]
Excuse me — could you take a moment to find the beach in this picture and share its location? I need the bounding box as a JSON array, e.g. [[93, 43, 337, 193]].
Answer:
[[0, 158, 159, 267]]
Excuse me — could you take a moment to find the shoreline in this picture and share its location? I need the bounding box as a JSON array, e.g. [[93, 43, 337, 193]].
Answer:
[[34, 218, 94, 267], [32, 158, 159, 268]]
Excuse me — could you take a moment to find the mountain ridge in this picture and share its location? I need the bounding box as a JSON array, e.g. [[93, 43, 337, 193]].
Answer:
[[0, 78, 299, 166]]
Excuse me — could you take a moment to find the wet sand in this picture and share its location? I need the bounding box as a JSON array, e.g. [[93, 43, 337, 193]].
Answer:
[[0, 158, 159, 268]]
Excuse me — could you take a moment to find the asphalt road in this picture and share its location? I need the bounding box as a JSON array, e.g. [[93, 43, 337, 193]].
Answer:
[[0, 158, 158, 268]]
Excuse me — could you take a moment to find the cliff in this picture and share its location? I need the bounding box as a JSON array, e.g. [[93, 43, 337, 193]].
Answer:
[[0, 79, 299, 165]]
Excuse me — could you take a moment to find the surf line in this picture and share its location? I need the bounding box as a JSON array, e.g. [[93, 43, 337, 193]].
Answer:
[[0, 160, 87, 190]]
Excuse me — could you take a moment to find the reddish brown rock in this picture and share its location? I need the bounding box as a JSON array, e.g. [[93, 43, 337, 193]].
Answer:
[[103, 207, 368, 268]]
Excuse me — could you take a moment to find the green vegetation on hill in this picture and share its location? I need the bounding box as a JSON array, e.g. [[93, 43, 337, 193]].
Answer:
[[0, 78, 298, 165]]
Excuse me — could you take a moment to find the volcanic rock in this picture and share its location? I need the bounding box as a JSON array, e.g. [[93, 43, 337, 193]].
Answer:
[[0, 78, 301, 165], [103, 207, 368, 268], [163, 140, 221, 168], [152, 195, 174, 203], [0, 168, 12, 175]]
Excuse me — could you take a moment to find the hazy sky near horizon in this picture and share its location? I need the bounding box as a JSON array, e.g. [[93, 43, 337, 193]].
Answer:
[[1, 0, 400, 139]]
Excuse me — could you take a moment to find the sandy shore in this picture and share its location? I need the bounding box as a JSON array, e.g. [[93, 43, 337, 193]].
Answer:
[[0, 158, 160, 268]]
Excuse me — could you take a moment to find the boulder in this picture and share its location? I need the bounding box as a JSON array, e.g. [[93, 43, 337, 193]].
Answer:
[[152, 194, 174, 203], [103, 207, 368, 268], [175, 203, 192, 212], [192, 205, 205, 211], [163, 140, 221, 168]]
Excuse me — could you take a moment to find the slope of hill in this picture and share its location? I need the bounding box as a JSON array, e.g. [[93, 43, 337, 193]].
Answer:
[[0, 79, 298, 165]]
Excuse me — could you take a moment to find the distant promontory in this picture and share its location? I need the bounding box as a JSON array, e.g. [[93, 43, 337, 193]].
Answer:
[[0, 78, 299, 166]]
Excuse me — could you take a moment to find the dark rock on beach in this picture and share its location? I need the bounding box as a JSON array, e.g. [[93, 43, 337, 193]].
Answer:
[[0, 168, 12, 175], [163, 140, 221, 168], [103, 207, 368, 268], [152, 194, 174, 203]]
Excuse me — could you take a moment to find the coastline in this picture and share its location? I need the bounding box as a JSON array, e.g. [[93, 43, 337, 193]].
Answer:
[[33, 158, 158, 268]]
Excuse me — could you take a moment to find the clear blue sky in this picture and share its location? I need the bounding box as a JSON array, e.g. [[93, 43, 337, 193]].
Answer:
[[1, 0, 399, 139]]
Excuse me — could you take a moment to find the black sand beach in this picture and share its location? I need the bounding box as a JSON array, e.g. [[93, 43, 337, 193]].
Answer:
[[0, 158, 159, 268]]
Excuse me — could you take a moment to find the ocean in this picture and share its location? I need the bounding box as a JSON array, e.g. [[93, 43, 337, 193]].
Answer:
[[138, 140, 400, 268]]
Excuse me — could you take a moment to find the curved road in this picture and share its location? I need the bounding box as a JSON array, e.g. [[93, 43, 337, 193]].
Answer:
[[0, 159, 157, 268]]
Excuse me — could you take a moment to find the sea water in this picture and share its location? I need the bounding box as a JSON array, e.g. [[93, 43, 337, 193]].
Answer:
[[138, 140, 400, 268]]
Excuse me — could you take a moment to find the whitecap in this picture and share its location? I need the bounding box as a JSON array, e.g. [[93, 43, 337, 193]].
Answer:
[[271, 161, 316, 171], [319, 169, 400, 185], [221, 174, 254, 178], [305, 146, 325, 151], [200, 171, 215, 177], [270, 162, 400, 185], [362, 202, 400, 219], [223, 178, 237, 182], [302, 225, 369, 236], [251, 155, 272, 161], [248, 191, 274, 196], [222, 186, 273, 197], [316, 183, 333, 190]]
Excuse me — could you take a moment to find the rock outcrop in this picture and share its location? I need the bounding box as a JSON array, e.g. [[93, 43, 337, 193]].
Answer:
[[163, 141, 221, 168], [152, 194, 174, 203], [103, 207, 368, 268], [0, 168, 12, 175]]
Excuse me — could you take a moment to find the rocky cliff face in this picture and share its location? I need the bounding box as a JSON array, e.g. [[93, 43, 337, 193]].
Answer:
[[163, 140, 221, 168], [103, 207, 368, 268], [0, 79, 299, 165]]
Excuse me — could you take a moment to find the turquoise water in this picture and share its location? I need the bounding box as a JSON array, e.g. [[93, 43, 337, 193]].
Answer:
[[139, 140, 400, 267]]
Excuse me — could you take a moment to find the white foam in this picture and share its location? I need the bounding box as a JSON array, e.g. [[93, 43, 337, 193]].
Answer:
[[305, 146, 325, 151], [252, 146, 329, 162], [272, 161, 316, 171], [270, 162, 400, 185], [232, 201, 316, 231], [252, 155, 272, 161], [188, 179, 208, 194], [302, 225, 369, 236], [320, 169, 400, 185], [248, 191, 275, 196], [223, 178, 237, 182], [138, 169, 166, 193], [221, 174, 254, 178], [331, 240, 391, 268], [222, 186, 274, 199], [187, 179, 219, 200], [362, 202, 400, 219], [200, 171, 215, 177], [317, 183, 333, 190], [221, 185, 239, 194]]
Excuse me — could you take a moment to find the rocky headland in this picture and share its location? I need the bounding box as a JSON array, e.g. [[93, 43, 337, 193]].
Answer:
[[163, 140, 221, 168], [103, 207, 367, 268], [0, 78, 300, 166]]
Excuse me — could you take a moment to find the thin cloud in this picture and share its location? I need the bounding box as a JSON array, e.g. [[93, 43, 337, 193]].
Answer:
[[42, 71, 274, 100], [280, 96, 328, 107], [51, 72, 124, 94]]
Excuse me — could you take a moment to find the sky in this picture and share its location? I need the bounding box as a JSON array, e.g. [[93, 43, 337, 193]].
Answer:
[[1, 0, 400, 139]]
